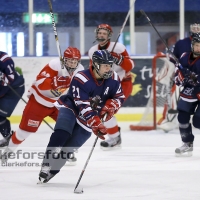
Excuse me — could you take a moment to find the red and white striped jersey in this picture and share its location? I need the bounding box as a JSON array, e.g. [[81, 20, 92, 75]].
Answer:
[[88, 42, 134, 81], [27, 58, 84, 107]]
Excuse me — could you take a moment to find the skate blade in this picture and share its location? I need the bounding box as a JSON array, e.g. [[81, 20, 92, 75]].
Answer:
[[175, 151, 193, 157], [37, 180, 43, 184], [100, 145, 121, 151], [37, 177, 45, 184]]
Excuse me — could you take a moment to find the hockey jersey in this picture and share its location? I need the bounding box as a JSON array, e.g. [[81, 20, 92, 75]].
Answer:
[[27, 58, 84, 107], [88, 42, 134, 81], [173, 37, 192, 59], [175, 52, 200, 102], [0, 51, 24, 97], [57, 67, 125, 132]]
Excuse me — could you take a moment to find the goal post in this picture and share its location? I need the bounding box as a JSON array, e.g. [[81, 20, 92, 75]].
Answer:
[[130, 52, 176, 131]]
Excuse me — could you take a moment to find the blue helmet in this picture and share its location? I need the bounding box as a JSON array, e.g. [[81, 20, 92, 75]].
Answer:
[[92, 50, 114, 79]]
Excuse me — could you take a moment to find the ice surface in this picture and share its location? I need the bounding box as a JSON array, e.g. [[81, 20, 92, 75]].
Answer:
[[1, 122, 200, 200]]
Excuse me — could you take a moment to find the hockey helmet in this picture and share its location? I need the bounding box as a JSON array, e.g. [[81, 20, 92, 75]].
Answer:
[[63, 47, 81, 75], [92, 50, 114, 79], [190, 22, 200, 35], [95, 24, 113, 41]]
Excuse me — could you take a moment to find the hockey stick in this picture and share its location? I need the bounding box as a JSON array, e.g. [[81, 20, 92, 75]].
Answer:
[[111, 0, 136, 52], [73, 136, 97, 194], [74, 117, 106, 194], [140, 10, 180, 115], [48, 0, 67, 76], [74, 96, 106, 194], [139, 10, 180, 64], [0, 75, 54, 131]]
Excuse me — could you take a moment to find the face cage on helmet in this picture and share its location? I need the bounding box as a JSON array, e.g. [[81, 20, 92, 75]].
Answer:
[[190, 24, 200, 33], [95, 28, 112, 40], [63, 58, 79, 75], [93, 62, 113, 79]]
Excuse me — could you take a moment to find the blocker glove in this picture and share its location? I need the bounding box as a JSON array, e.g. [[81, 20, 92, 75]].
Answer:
[[51, 76, 71, 90], [110, 52, 124, 65], [87, 116, 107, 140], [100, 99, 121, 121]]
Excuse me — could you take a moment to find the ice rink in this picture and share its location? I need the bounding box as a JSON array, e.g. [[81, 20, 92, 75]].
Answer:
[[1, 122, 200, 200]]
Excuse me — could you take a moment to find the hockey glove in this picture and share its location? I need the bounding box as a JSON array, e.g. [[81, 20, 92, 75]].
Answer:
[[87, 116, 107, 140], [51, 76, 71, 90], [187, 72, 199, 86], [175, 65, 190, 86], [100, 99, 121, 121], [110, 52, 124, 66]]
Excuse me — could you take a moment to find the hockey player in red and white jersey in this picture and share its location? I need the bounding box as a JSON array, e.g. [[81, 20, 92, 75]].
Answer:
[[0, 47, 84, 162], [88, 24, 134, 150]]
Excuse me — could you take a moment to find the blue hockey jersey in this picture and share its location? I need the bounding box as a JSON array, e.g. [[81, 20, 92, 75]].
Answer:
[[173, 37, 192, 59], [0, 51, 24, 97], [176, 52, 200, 101], [58, 67, 125, 132]]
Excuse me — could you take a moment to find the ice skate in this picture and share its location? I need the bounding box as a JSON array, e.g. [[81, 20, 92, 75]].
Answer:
[[0, 147, 13, 164], [38, 164, 55, 184], [175, 142, 193, 157], [100, 133, 121, 150], [0, 131, 13, 148]]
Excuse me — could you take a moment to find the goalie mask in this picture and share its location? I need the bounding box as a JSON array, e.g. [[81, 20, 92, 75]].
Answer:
[[63, 47, 81, 75], [94, 24, 113, 43], [191, 33, 200, 56], [92, 50, 114, 79]]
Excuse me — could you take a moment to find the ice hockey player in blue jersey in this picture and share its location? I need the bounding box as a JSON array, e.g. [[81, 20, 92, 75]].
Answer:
[[174, 33, 200, 156], [38, 49, 125, 183], [173, 23, 200, 58], [158, 23, 200, 132], [0, 51, 25, 147]]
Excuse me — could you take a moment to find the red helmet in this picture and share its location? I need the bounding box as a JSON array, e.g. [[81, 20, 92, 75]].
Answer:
[[63, 47, 81, 75], [95, 24, 113, 39], [63, 47, 81, 60]]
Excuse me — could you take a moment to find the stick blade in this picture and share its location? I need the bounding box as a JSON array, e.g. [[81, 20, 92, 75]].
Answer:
[[74, 187, 84, 194], [168, 109, 179, 114]]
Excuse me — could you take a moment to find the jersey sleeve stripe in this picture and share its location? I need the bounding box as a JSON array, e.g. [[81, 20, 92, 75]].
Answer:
[[75, 72, 89, 83], [0, 54, 10, 61], [74, 100, 90, 106], [80, 107, 93, 115]]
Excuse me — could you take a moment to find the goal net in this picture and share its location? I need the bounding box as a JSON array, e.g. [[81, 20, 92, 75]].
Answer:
[[130, 52, 177, 131]]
